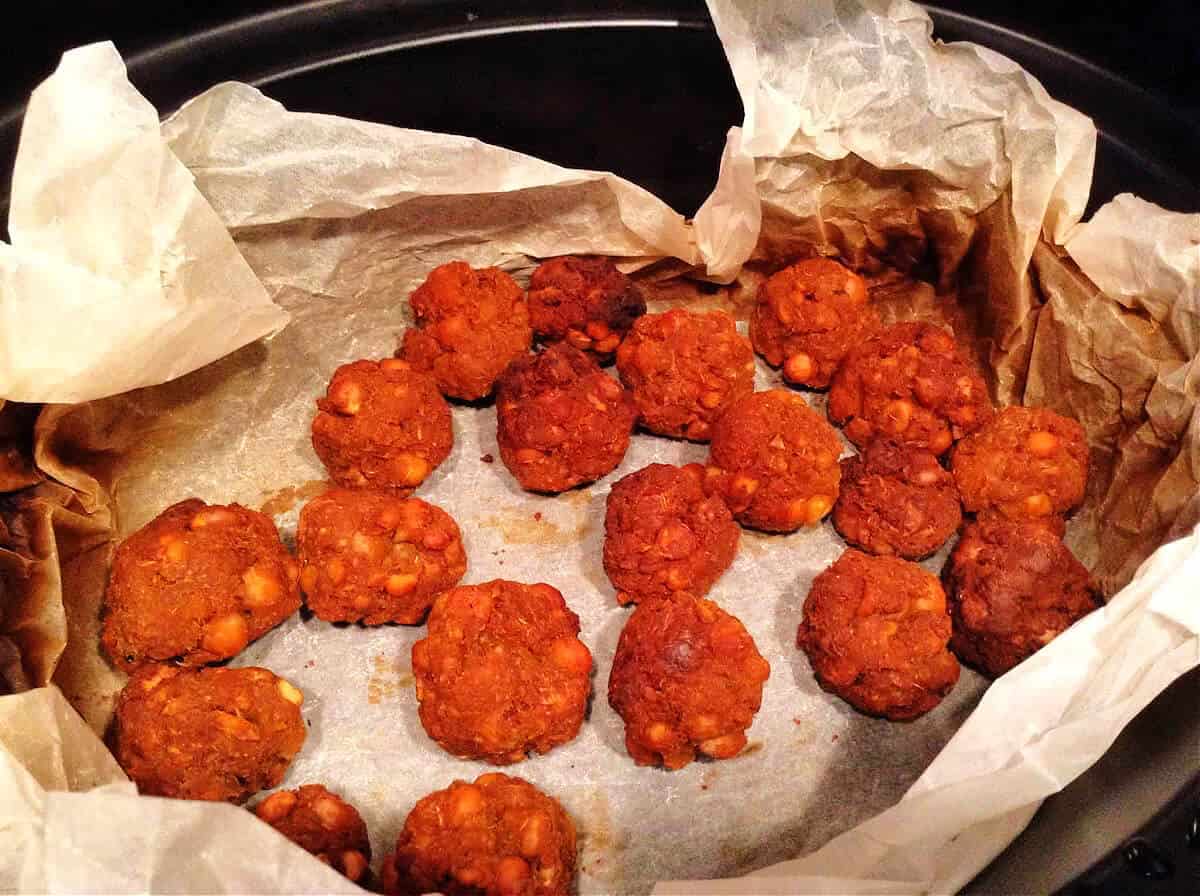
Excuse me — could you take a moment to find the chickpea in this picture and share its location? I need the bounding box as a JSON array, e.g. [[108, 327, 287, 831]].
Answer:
[[340, 850, 368, 883], [255, 790, 298, 823], [189, 507, 238, 529], [386, 573, 418, 596], [805, 494, 834, 523], [242, 565, 283, 608], [449, 784, 484, 823], [883, 399, 913, 434], [1026, 430, 1060, 457], [202, 614, 249, 657], [698, 732, 746, 759], [550, 638, 592, 675], [277, 679, 304, 706], [329, 380, 362, 416], [783, 352, 815, 384], [325, 558, 347, 585], [393, 453, 430, 488], [161, 536, 188, 563], [520, 814, 548, 858], [1023, 493, 1054, 517], [495, 855, 531, 895]]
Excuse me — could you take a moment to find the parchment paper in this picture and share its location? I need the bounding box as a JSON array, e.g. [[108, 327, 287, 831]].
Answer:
[[1, 2, 1199, 894], [0, 45, 289, 405]]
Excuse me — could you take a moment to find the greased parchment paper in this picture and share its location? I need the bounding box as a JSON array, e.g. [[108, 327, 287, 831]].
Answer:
[[2, 2, 1199, 894]]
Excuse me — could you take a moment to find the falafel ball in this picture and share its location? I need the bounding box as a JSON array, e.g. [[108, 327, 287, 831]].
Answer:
[[311, 358, 453, 492], [603, 463, 739, 605], [608, 593, 770, 769], [832, 439, 963, 559], [101, 499, 300, 671], [952, 405, 1088, 523], [496, 343, 636, 493], [381, 773, 576, 896], [797, 550, 960, 720], [706, 389, 842, 532], [751, 257, 879, 389], [412, 581, 592, 765], [527, 255, 646, 361], [254, 785, 372, 883], [113, 665, 306, 803], [944, 518, 1101, 678], [400, 261, 533, 400], [828, 322, 993, 456], [616, 308, 755, 441], [297, 488, 466, 625]]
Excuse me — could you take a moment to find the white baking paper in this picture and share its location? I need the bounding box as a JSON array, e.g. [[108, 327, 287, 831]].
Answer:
[[0, 44, 289, 405], [160, 80, 697, 304]]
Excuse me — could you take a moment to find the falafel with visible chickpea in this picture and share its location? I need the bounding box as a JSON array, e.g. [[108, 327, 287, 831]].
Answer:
[[113, 664, 306, 803], [527, 255, 645, 361], [311, 358, 452, 493], [412, 580, 592, 765], [608, 593, 770, 770], [751, 257, 879, 389], [616, 308, 755, 442], [944, 518, 1101, 678], [603, 463, 739, 605], [400, 261, 533, 400], [828, 322, 993, 456], [496, 343, 636, 493], [951, 405, 1088, 523], [101, 499, 300, 671], [706, 389, 842, 533], [254, 785, 372, 884], [833, 439, 963, 559], [797, 550, 960, 720], [381, 773, 577, 896], [297, 488, 466, 625]]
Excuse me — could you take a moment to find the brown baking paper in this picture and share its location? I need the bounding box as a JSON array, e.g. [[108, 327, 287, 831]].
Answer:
[[1, 1, 1198, 893]]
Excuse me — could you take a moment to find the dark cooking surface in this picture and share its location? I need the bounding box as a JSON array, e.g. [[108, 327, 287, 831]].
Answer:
[[1, 2, 1198, 893], [1, 1, 1199, 224]]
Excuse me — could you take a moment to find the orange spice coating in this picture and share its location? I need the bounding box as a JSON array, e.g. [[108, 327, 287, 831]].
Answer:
[[944, 518, 1101, 678], [311, 358, 453, 492], [797, 550, 960, 720], [254, 784, 371, 883], [412, 581, 592, 765], [607, 593, 770, 770], [828, 322, 994, 456], [951, 405, 1088, 524], [706, 389, 842, 532], [400, 261, 533, 400], [381, 773, 577, 896], [751, 258, 879, 389], [832, 439, 963, 560], [527, 255, 646, 361], [603, 463, 739, 605], [113, 665, 306, 803], [297, 488, 466, 625], [496, 343, 636, 493], [101, 499, 299, 671], [615, 308, 755, 441]]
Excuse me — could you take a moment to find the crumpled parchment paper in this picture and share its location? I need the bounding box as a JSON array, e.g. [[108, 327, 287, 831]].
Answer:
[[0, 45, 289, 405], [1, 1, 1198, 893]]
